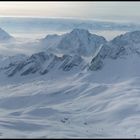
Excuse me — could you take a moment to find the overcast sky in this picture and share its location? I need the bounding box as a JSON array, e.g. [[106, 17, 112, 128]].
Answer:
[[0, 2, 140, 22]]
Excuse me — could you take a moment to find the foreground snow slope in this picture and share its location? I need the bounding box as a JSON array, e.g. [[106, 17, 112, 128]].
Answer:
[[0, 67, 140, 138]]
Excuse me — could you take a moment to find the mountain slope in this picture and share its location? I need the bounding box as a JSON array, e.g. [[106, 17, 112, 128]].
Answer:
[[89, 30, 140, 71], [0, 64, 140, 138], [0, 52, 86, 77], [40, 28, 107, 56]]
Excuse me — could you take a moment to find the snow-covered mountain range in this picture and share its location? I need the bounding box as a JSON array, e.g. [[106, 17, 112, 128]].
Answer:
[[1, 28, 140, 78], [1, 28, 140, 138]]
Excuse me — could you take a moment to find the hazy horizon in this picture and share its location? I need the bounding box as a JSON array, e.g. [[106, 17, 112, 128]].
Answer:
[[0, 2, 140, 23]]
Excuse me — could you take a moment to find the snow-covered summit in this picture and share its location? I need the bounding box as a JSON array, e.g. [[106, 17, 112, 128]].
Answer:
[[69, 28, 90, 36], [40, 28, 107, 56], [0, 28, 13, 41]]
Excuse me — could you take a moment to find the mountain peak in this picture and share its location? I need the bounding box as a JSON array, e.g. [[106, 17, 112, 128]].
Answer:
[[40, 28, 107, 57], [70, 28, 90, 35], [0, 28, 13, 41]]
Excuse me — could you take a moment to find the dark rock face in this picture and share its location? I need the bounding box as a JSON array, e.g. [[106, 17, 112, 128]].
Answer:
[[89, 30, 140, 71], [7, 63, 24, 77], [3, 52, 85, 77], [59, 55, 83, 71], [89, 55, 103, 71]]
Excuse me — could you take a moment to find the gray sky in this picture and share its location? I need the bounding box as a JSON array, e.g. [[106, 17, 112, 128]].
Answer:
[[0, 2, 140, 22]]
